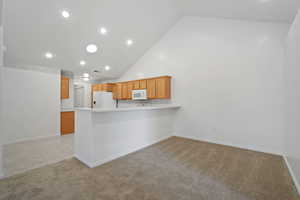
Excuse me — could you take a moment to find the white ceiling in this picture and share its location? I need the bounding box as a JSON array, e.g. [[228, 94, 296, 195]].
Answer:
[[176, 0, 300, 22], [3, 0, 300, 80]]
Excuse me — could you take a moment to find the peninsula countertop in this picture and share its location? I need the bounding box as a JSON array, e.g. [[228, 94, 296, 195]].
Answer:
[[75, 105, 180, 113]]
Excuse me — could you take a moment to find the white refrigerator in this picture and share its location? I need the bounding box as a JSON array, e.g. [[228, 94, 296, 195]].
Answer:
[[93, 91, 116, 109]]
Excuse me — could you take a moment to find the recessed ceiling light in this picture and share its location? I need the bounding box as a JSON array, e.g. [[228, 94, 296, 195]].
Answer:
[[82, 77, 89, 81], [104, 65, 111, 71], [126, 39, 133, 46], [98, 27, 108, 35], [83, 73, 89, 78], [80, 60, 86, 66], [86, 44, 98, 53], [45, 52, 53, 59], [61, 10, 70, 18]]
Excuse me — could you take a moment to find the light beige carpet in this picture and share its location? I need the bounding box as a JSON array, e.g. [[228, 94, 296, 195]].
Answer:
[[0, 136, 299, 200]]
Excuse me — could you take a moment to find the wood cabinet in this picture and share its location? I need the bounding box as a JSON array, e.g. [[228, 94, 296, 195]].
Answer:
[[127, 82, 134, 99], [114, 83, 123, 100], [61, 76, 69, 99], [121, 83, 128, 99], [155, 76, 171, 99], [147, 79, 156, 99], [140, 80, 147, 89], [102, 83, 114, 92], [61, 111, 75, 135], [111, 76, 171, 100], [92, 83, 114, 92], [133, 80, 140, 90], [92, 84, 98, 92]]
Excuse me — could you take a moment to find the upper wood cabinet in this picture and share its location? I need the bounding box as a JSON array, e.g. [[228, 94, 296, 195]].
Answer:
[[155, 76, 171, 99], [61, 76, 69, 99], [115, 83, 123, 100], [92, 83, 114, 92], [121, 83, 128, 99], [127, 82, 134, 99], [140, 80, 147, 89], [92, 84, 98, 92], [133, 80, 140, 90], [111, 76, 171, 100], [102, 83, 114, 92], [147, 79, 156, 99]]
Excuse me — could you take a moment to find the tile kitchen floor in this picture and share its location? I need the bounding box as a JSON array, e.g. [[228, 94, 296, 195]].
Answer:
[[0, 134, 73, 179]]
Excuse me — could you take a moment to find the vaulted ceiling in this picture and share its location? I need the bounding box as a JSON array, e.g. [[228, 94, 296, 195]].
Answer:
[[3, 0, 300, 80]]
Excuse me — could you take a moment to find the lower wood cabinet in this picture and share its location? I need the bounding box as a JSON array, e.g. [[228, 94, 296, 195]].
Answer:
[[61, 76, 70, 99], [61, 111, 75, 135]]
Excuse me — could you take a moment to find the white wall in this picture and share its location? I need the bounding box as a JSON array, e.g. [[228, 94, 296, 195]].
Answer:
[[119, 17, 289, 155], [285, 11, 300, 192], [0, 0, 3, 67], [1, 67, 60, 145]]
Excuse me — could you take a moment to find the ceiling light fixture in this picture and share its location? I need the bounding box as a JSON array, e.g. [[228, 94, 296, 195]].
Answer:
[[61, 10, 70, 19], [82, 77, 89, 81], [99, 27, 108, 35], [126, 39, 133, 46], [104, 65, 111, 71], [86, 44, 98, 53], [45, 52, 53, 59], [80, 60, 86, 66], [83, 73, 89, 78]]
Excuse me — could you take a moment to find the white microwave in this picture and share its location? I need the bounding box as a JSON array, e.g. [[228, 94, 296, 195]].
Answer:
[[132, 89, 147, 100]]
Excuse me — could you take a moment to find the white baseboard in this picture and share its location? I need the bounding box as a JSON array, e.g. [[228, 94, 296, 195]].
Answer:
[[173, 134, 282, 155], [2, 133, 62, 146], [283, 156, 300, 195]]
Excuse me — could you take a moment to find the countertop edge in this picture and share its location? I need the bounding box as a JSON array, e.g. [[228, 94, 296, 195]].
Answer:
[[76, 105, 181, 113]]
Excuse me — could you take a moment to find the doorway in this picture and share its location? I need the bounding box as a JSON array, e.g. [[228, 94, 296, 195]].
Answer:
[[74, 85, 84, 108]]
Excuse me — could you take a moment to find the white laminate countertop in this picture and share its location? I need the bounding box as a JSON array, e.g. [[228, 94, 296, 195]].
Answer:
[[61, 108, 75, 112], [76, 105, 180, 113]]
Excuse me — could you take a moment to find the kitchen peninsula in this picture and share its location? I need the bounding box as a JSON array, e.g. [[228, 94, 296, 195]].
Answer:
[[75, 105, 180, 168], [75, 75, 180, 168]]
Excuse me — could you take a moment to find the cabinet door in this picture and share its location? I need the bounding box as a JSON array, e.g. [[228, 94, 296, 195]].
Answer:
[[140, 80, 147, 89], [99, 84, 103, 91], [92, 84, 98, 92], [116, 83, 123, 99], [147, 79, 156, 99], [121, 83, 128, 100], [104, 84, 114, 92], [133, 81, 140, 90], [156, 77, 171, 99], [61, 111, 74, 135], [112, 85, 117, 100], [127, 82, 134, 99], [61, 77, 69, 99]]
